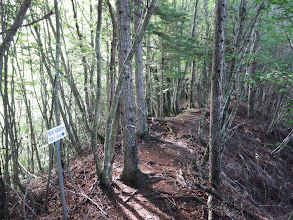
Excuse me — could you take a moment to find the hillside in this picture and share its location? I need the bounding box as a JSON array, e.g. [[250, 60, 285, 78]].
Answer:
[[12, 107, 293, 220]]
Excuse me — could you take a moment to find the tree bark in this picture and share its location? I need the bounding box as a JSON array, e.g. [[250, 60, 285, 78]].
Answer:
[[117, 0, 142, 186], [208, 0, 227, 219], [70, 0, 92, 119], [106, 0, 118, 108], [0, 1, 31, 219], [90, 0, 103, 177], [134, 0, 149, 137], [197, 0, 210, 108], [53, 0, 68, 218], [0, 0, 31, 65], [0, 176, 5, 219], [247, 31, 260, 118], [101, 0, 157, 187], [186, 8, 199, 112], [174, 0, 199, 114]]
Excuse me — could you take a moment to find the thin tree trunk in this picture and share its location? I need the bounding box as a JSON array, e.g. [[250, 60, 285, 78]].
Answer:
[[189, 2, 200, 108], [174, 0, 199, 114], [2, 54, 11, 220], [208, 0, 227, 219], [134, 0, 149, 137], [105, 0, 118, 107], [285, 31, 293, 51], [190, 60, 197, 108], [160, 50, 165, 117], [145, 37, 152, 116], [271, 128, 293, 156], [197, 0, 210, 108], [53, 1, 68, 218], [70, 0, 92, 119], [90, 0, 103, 177], [0, 1, 32, 218], [247, 31, 260, 118]]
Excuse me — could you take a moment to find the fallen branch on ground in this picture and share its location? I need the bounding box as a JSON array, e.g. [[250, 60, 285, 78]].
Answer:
[[145, 194, 205, 204], [194, 182, 261, 220], [7, 184, 37, 218], [271, 128, 293, 157], [124, 189, 139, 203], [65, 189, 108, 218]]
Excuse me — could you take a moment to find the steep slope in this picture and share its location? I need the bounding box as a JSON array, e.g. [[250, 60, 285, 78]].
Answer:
[[11, 107, 293, 220]]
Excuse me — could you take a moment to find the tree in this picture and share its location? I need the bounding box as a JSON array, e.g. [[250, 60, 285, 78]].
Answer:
[[0, 1, 32, 219], [90, 0, 103, 177], [208, 0, 227, 219], [134, 0, 149, 137], [52, 0, 68, 218], [116, 0, 143, 186], [101, 0, 157, 187]]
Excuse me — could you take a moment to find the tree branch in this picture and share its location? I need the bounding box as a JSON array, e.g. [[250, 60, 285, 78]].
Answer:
[[0, 5, 55, 36], [0, 0, 32, 56]]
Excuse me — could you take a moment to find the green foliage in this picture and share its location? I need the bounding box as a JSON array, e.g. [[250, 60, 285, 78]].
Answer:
[[155, 0, 189, 24], [269, 0, 293, 19], [147, 0, 204, 80]]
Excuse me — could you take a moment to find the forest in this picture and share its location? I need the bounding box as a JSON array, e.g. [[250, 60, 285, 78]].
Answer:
[[0, 0, 292, 219]]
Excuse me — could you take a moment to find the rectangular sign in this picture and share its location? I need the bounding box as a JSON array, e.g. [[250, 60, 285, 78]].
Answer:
[[47, 124, 66, 144]]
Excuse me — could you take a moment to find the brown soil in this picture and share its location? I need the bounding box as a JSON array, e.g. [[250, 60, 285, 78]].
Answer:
[[11, 107, 293, 220]]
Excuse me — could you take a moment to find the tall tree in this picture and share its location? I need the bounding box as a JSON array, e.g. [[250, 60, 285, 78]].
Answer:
[[208, 0, 227, 219], [189, 0, 200, 109], [53, 0, 68, 218], [117, 0, 143, 186], [134, 0, 149, 137], [101, 0, 157, 187], [0, 1, 31, 219], [90, 0, 103, 177]]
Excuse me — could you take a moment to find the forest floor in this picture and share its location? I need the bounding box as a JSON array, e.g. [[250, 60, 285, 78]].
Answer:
[[11, 104, 293, 220]]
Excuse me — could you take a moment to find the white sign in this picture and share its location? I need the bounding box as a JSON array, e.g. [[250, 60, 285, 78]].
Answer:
[[47, 124, 66, 144]]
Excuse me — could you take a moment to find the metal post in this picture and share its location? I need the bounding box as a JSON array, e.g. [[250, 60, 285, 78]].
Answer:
[[55, 139, 68, 220], [54, 0, 68, 217]]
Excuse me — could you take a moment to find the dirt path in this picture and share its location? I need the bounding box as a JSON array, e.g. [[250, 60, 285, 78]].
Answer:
[[108, 109, 209, 219]]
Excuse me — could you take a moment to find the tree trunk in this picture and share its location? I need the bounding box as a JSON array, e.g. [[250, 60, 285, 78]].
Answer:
[[53, 0, 68, 218], [134, 0, 149, 137], [208, 0, 227, 219], [90, 0, 103, 177], [70, 0, 92, 119], [0, 0, 31, 66], [101, 0, 157, 187], [247, 31, 260, 118], [2, 54, 11, 220], [145, 37, 153, 116], [160, 50, 165, 117], [106, 0, 118, 108], [0, 1, 32, 218], [174, 0, 199, 114], [190, 60, 197, 108], [197, 0, 210, 108], [0, 176, 5, 219], [117, 0, 143, 186]]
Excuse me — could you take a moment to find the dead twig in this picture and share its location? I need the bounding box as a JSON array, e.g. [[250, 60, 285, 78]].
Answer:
[[124, 189, 139, 203], [145, 194, 205, 204], [65, 190, 108, 219], [271, 128, 293, 157], [194, 182, 261, 220], [7, 184, 37, 218]]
